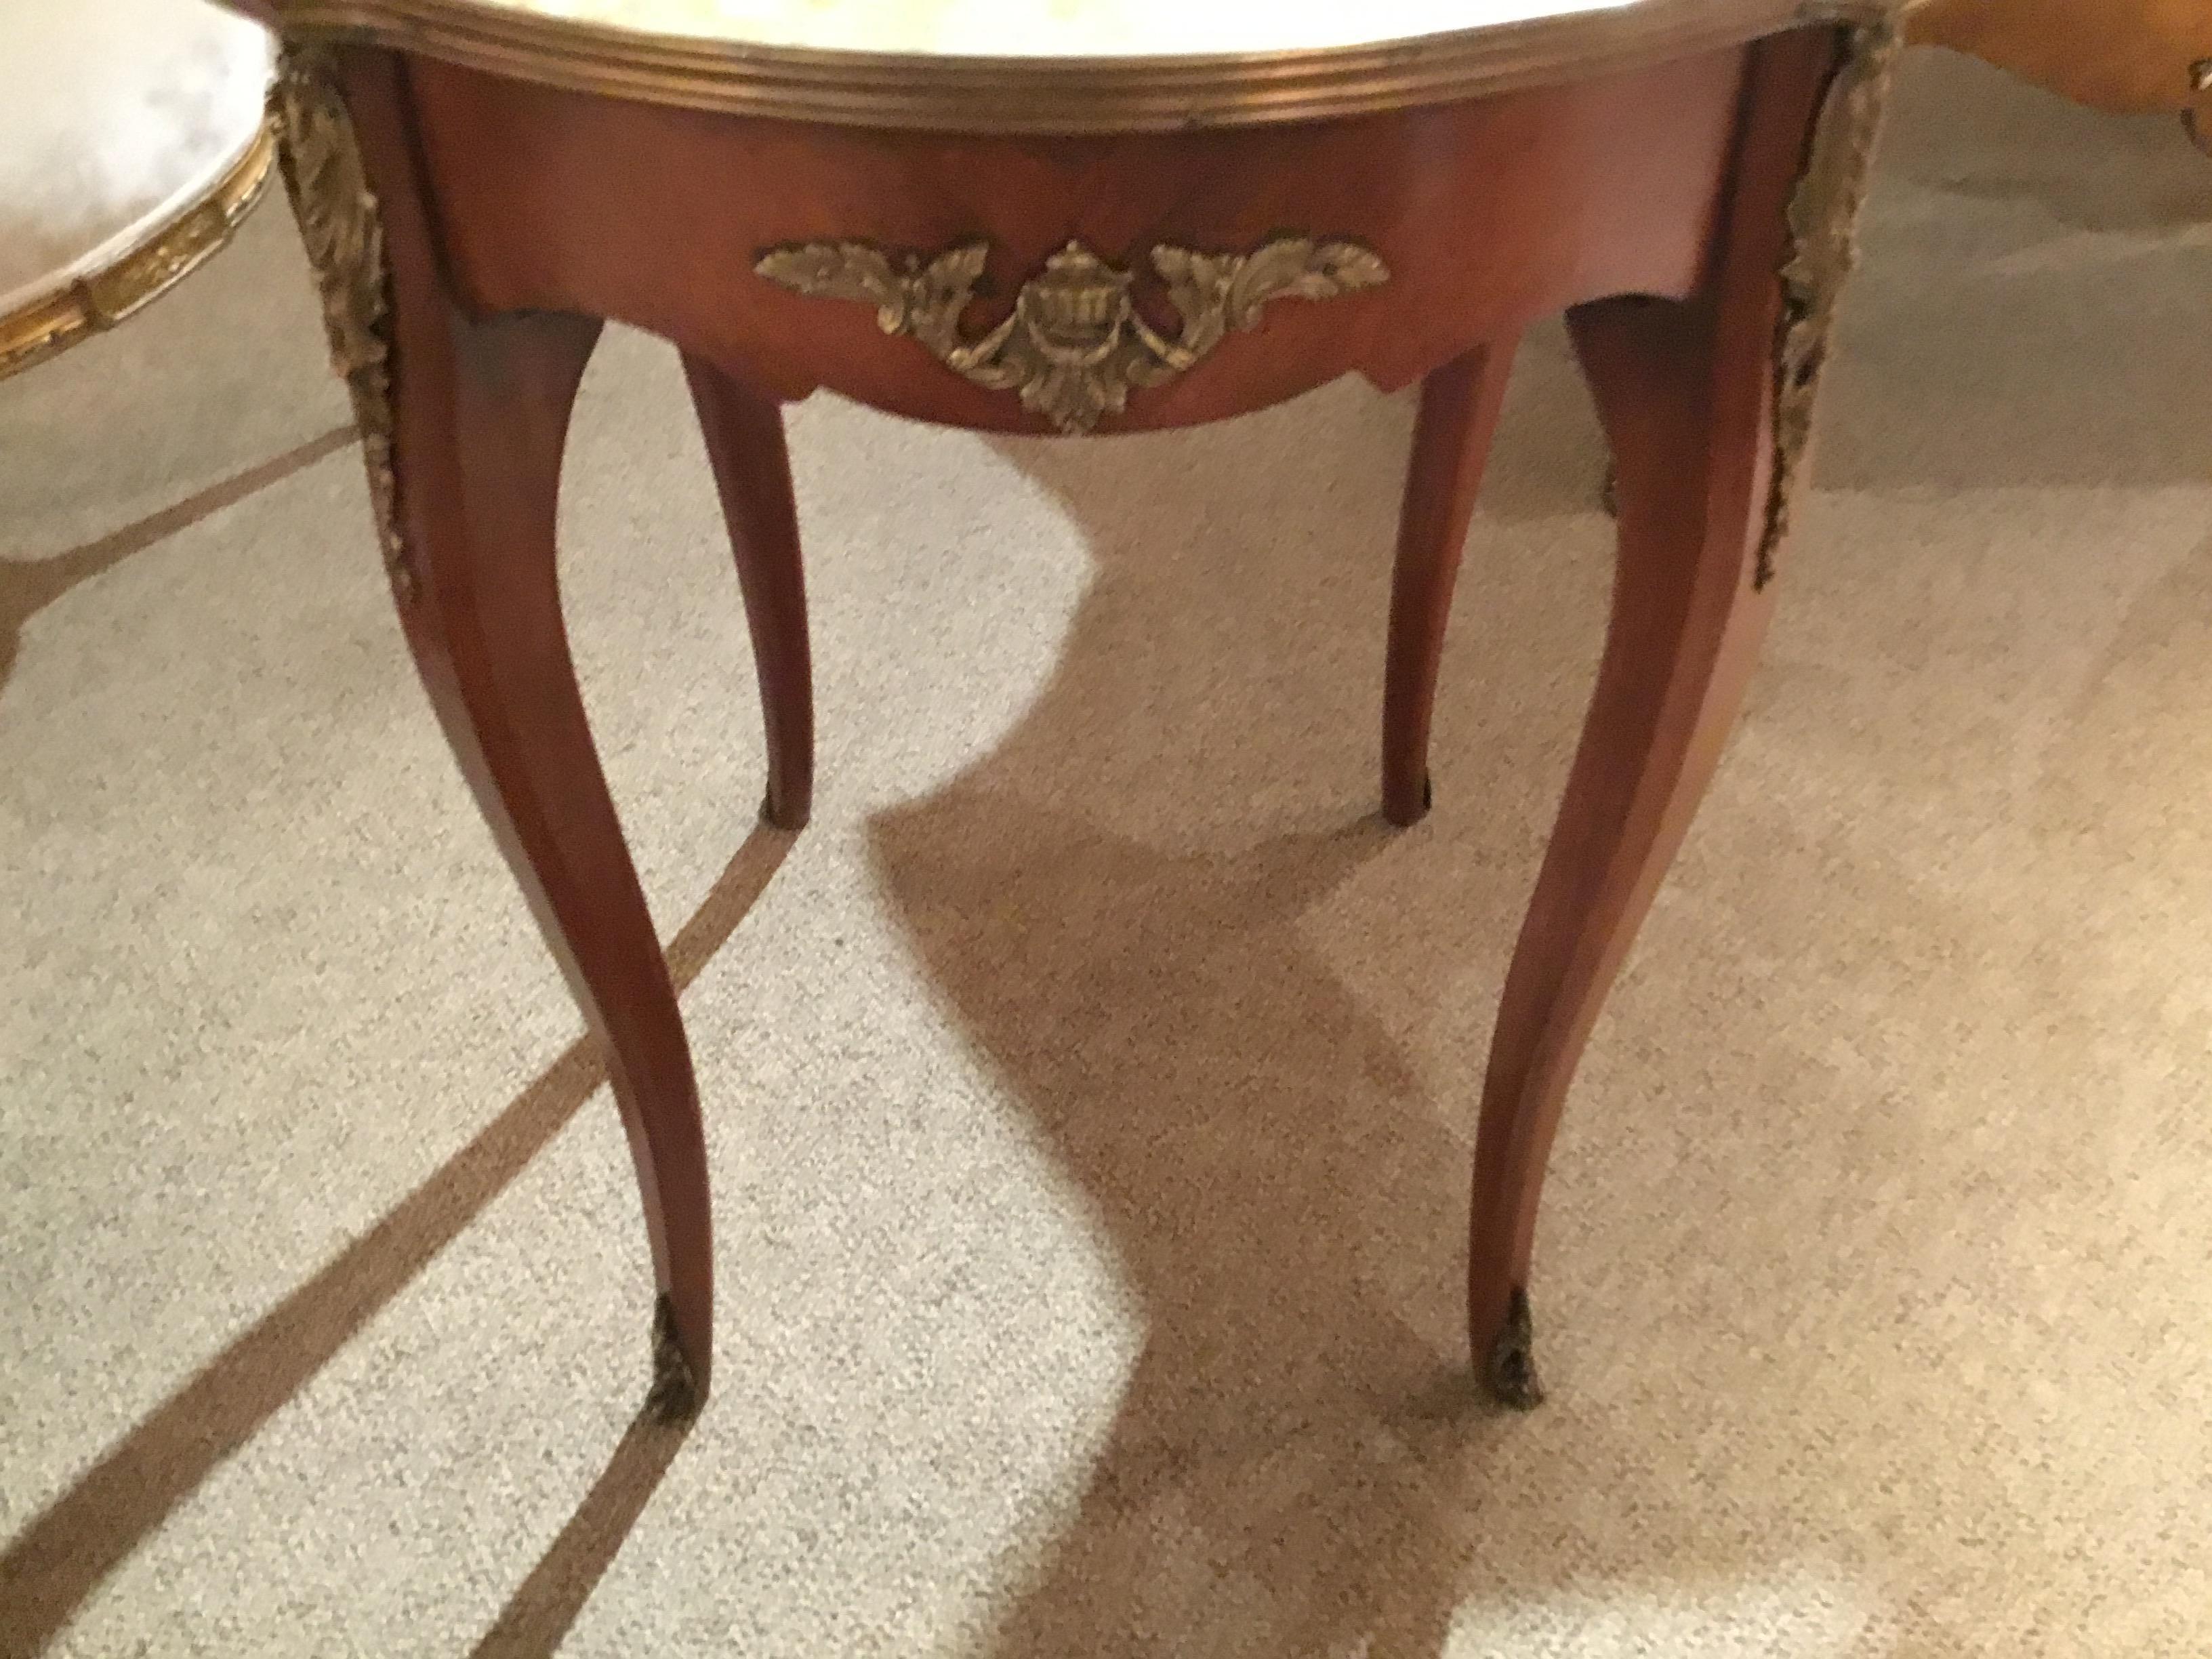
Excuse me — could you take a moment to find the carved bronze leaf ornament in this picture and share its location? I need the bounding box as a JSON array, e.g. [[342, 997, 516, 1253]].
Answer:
[[1761, 15, 1902, 589], [268, 45, 413, 598], [756, 234, 1390, 433]]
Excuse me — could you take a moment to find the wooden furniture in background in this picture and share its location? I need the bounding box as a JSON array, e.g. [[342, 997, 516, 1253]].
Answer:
[[0, 1, 274, 378], [1907, 0, 2212, 153], [226, 0, 1904, 1418]]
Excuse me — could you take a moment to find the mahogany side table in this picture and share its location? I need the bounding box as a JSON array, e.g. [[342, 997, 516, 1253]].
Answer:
[[223, 0, 1902, 1419]]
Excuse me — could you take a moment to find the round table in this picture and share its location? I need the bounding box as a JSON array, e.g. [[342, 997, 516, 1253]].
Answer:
[[0, 1, 274, 378], [222, 0, 1904, 1419]]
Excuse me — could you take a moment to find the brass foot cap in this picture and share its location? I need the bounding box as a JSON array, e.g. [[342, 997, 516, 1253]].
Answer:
[[645, 1293, 705, 1423], [1483, 1288, 1547, 1411]]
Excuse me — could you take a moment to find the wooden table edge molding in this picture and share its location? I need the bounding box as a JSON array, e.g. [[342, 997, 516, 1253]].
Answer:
[[230, 0, 1908, 1423], [228, 0, 1898, 131]]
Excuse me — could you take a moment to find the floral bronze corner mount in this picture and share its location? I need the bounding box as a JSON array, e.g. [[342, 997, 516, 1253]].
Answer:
[[268, 43, 414, 599], [756, 234, 1389, 434], [1760, 14, 1903, 590]]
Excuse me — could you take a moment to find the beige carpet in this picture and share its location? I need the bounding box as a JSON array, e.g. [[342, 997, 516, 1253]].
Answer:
[[3, 49, 2209, 1659]]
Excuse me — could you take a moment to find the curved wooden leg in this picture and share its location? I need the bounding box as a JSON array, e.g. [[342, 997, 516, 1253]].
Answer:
[[1465, 30, 1849, 1406], [333, 52, 713, 1413], [401, 315, 714, 1415], [1382, 340, 1517, 827], [682, 354, 814, 831], [1468, 296, 1776, 1409]]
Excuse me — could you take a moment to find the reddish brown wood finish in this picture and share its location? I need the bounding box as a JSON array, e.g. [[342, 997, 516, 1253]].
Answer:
[[1382, 340, 1520, 827], [682, 354, 814, 831], [338, 52, 714, 1404], [311, 23, 1856, 1408], [402, 49, 1750, 424], [1467, 30, 1844, 1406]]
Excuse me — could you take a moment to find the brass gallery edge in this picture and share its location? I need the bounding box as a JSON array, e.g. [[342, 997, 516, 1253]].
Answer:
[[243, 0, 1907, 135], [0, 126, 276, 381], [268, 44, 414, 598], [756, 236, 1390, 434]]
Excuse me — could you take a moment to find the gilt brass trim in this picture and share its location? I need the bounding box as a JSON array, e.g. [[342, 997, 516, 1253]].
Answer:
[[0, 124, 276, 382], [646, 1292, 703, 1422], [756, 235, 1389, 434], [232, 0, 1904, 136], [1759, 15, 1901, 589], [269, 43, 415, 599]]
